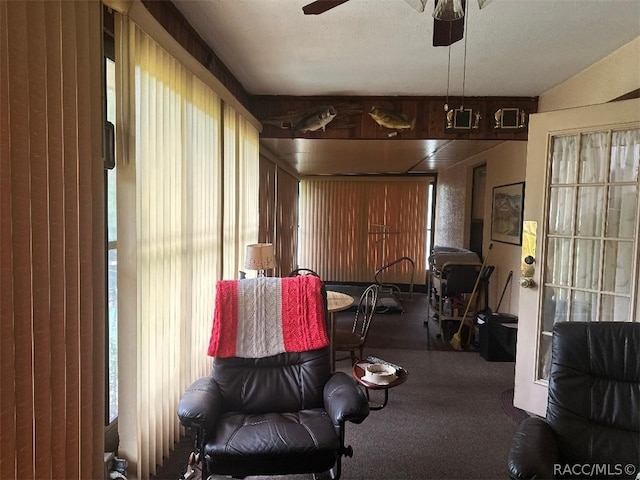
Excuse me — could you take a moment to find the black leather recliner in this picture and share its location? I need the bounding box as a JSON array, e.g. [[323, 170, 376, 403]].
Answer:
[[178, 347, 368, 478], [507, 321, 640, 479], [178, 348, 369, 478]]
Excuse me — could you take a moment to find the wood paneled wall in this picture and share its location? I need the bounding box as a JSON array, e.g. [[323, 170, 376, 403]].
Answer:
[[251, 95, 538, 140]]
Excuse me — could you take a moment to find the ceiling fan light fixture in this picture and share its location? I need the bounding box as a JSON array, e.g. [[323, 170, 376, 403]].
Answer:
[[405, 0, 427, 13], [433, 0, 464, 21]]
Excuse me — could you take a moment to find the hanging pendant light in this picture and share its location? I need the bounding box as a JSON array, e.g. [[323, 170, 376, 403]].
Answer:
[[460, 0, 469, 109], [433, 0, 465, 21]]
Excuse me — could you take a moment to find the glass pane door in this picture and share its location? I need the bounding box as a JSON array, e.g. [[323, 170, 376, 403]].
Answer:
[[539, 129, 640, 380]]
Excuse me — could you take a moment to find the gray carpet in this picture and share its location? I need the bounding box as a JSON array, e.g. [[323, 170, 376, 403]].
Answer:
[[326, 284, 407, 315], [333, 292, 466, 352], [337, 348, 518, 480]]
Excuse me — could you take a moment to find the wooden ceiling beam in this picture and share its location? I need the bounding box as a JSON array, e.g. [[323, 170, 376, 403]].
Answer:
[[251, 95, 537, 141]]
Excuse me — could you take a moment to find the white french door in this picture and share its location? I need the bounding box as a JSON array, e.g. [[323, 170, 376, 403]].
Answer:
[[514, 98, 640, 416]]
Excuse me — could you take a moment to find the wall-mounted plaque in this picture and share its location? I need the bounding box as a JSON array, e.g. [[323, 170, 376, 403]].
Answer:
[[494, 108, 528, 129], [446, 108, 474, 129]]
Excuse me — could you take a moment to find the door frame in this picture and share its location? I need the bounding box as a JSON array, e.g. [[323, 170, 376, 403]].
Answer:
[[514, 98, 640, 416]]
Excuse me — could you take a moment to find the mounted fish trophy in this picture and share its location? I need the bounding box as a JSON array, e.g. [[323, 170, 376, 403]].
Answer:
[[368, 106, 416, 138], [289, 105, 337, 138]]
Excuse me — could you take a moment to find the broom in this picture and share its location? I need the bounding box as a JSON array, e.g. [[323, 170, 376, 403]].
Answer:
[[450, 243, 493, 351]]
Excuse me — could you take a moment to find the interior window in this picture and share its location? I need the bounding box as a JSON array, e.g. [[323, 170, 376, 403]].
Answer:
[[105, 56, 118, 425]]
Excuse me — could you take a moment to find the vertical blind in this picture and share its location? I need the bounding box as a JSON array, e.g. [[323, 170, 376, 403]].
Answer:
[[275, 169, 301, 277], [115, 14, 260, 478], [299, 178, 429, 283], [0, 1, 104, 478], [222, 104, 260, 279], [257, 156, 300, 277], [258, 155, 277, 246]]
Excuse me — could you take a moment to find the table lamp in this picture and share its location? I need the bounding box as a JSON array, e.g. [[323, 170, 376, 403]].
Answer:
[[244, 243, 276, 277]]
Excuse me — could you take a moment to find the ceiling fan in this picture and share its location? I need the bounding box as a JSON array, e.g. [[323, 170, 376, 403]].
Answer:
[[302, 0, 492, 47]]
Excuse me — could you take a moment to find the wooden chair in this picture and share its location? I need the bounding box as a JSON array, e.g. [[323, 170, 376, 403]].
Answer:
[[288, 268, 320, 277], [333, 284, 380, 368]]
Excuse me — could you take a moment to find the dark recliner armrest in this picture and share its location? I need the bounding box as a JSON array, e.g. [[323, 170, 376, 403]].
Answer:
[[323, 372, 370, 425], [507, 416, 558, 480], [177, 376, 222, 430]]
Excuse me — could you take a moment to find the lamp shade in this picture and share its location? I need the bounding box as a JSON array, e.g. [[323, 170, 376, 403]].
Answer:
[[245, 243, 276, 271], [433, 0, 464, 21]]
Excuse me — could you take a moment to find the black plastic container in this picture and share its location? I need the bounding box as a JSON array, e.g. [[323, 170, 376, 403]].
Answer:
[[477, 312, 518, 361]]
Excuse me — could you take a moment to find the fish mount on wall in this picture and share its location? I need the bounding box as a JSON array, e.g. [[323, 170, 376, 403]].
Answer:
[[368, 106, 416, 137], [260, 105, 337, 138], [288, 105, 337, 137], [260, 103, 364, 138]]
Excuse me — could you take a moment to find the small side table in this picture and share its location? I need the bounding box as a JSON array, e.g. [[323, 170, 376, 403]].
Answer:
[[352, 360, 408, 410]]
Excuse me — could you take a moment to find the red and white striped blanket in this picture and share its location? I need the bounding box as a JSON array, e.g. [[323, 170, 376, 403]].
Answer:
[[207, 276, 328, 358]]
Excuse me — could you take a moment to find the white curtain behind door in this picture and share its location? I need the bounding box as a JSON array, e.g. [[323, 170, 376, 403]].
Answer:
[[541, 127, 640, 379]]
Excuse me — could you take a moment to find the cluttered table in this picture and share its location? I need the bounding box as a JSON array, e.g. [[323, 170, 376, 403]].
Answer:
[[352, 357, 409, 410]]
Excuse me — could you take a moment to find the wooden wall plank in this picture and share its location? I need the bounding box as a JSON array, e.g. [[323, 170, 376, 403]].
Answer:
[[252, 95, 538, 141]]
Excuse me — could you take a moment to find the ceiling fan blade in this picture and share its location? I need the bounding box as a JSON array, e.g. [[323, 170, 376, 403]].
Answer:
[[432, 0, 465, 46], [405, 0, 427, 13], [302, 0, 350, 15], [432, 17, 464, 46]]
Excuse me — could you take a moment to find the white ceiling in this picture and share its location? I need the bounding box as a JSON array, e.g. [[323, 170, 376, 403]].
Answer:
[[172, 0, 640, 175]]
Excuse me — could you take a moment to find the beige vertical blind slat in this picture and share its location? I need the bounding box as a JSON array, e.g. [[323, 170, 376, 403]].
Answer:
[[1, 2, 16, 478], [221, 104, 260, 278], [259, 156, 276, 246], [223, 104, 238, 279], [25, 3, 53, 478], [0, 1, 104, 478], [238, 115, 260, 260], [258, 157, 306, 278], [42, 1, 67, 476], [189, 76, 219, 378], [88, 5, 107, 475], [5, 2, 35, 477], [61, 3, 82, 477], [274, 168, 299, 276], [114, 13, 138, 478], [75, 1, 104, 474], [0, 1, 15, 477]]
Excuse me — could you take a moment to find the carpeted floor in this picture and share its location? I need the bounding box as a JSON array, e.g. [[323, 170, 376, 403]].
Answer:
[[331, 290, 474, 352], [500, 388, 530, 424], [152, 291, 526, 480], [338, 348, 519, 480], [326, 284, 407, 314]]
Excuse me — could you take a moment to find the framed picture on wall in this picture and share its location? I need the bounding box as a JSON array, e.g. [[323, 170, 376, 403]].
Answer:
[[491, 182, 525, 245]]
